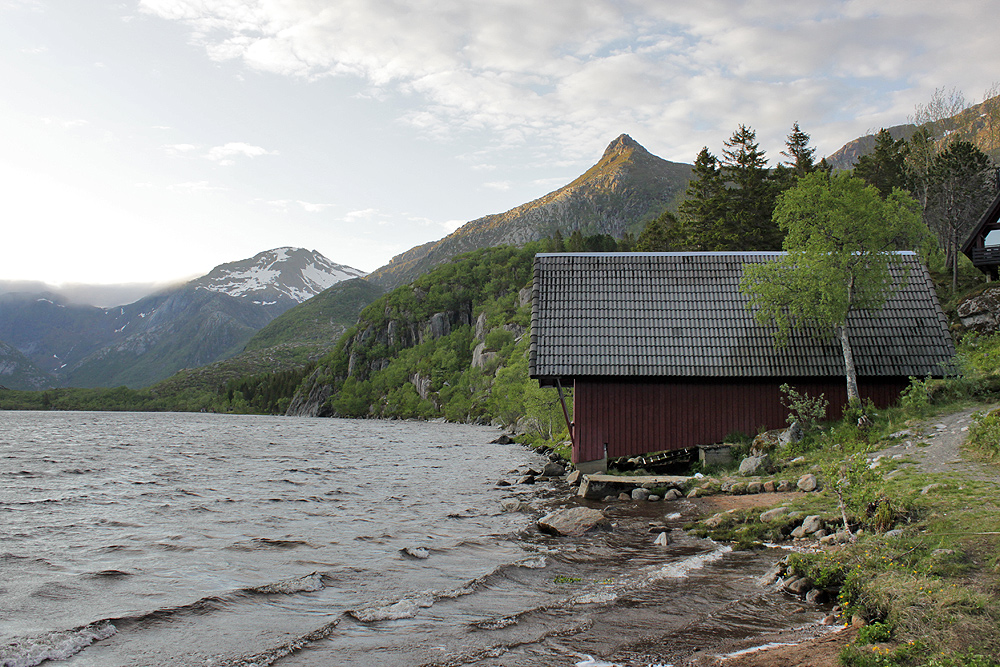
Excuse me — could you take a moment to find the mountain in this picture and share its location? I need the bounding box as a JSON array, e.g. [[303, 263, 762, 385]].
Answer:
[[0, 248, 366, 388], [826, 93, 1000, 170], [825, 124, 918, 171], [192, 247, 367, 308], [0, 339, 52, 390], [366, 134, 693, 289]]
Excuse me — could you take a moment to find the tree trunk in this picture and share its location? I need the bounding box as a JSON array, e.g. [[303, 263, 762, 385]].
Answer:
[[838, 323, 860, 406]]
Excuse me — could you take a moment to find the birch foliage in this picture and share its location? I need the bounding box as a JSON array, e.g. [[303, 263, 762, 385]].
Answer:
[[740, 172, 928, 404]]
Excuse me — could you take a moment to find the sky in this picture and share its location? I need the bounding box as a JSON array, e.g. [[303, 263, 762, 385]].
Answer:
[[1, 0, 997, 296]]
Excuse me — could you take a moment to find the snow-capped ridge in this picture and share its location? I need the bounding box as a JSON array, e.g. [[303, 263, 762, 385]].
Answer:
[[191, 247, 367, 304]]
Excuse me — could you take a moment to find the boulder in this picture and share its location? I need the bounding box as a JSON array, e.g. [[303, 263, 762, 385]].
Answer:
[[779, 421, 804, 447], [801, 515, 824, 534], [618, 492, 632, 501], [797, 474, 819, 492], [957, 285, 1000, 333], [631, 488, 651, 501], [566, 470, 582, 486], [760, 507, 789, 522], [805, 589, 828, 604], [647, 495, 661, 502], [537, 507, 607, 536], [739, 454, 771, 476], [664, 488, 684, 501], [746, 482, 763, 494], [763, 480, 776, 493], [751, 429, 782, 455], [729, 482, 747, 495], [542, 462, 566, 477]]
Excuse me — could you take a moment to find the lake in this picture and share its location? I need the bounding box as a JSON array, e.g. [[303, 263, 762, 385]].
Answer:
[[0, 411, 823, 667]]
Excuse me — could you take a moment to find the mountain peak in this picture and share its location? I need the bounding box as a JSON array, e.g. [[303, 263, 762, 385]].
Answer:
[[192, 247, 368, 305], [602, 133, 645, 159]]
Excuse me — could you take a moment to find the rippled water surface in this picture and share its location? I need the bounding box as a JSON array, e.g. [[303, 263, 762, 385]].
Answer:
[[1, 412, 821, 667]]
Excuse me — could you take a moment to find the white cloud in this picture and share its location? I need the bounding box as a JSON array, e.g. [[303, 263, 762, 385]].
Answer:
[[132, 1, 1000, 162], [161, 143, 199, 155], [205, 141, 277, 165]]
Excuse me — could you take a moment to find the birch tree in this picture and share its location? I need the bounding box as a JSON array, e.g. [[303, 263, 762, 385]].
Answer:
[[739, 172, 928, 408]]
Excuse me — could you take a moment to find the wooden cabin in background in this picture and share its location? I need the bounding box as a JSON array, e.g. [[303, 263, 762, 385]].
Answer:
[[961, 190, 1000, 280], [529, 252, 955, 472]]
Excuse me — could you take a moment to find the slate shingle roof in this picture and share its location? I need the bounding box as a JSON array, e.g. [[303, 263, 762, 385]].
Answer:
[[529, 252, 955, 380]]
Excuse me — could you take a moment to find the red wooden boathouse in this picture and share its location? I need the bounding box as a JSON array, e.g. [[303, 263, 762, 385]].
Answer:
[[528, 252, 955, 472]]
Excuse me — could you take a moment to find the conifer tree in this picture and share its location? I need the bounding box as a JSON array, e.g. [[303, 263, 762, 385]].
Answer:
[[853, 129, 909, 197], [781, 121, 817, 177], [677, 147, 726, 250], [721, 125, 782, 250], [924, 141, 995, 290]]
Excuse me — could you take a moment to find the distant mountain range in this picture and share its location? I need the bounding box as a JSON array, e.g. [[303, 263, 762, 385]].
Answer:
[[0, 248, 365, 389], [8, 99, 999, 394], [367, 134, 693, 289]]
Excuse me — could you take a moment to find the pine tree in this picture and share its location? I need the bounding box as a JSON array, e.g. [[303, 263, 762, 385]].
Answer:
[[721, 125, 782, 250], [677, 147, 725, 250], [853, 129, 909, 197], [781, 121, 817, 177]]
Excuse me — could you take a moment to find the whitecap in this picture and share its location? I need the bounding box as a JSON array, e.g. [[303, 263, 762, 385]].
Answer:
[[0, 621, 116, 667]]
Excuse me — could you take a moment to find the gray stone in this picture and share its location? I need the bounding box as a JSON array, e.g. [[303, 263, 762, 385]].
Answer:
[[921, 483, 943, 495], [664, 488, 684, 501], [739, 454, 771, 476], [780, 421, 804, 447], [686, 488, 702, 498], [790, 525, 809, 539], [758, 562, 786, 586], [763, 481, 777, 493], [518, 475, 536, 485], [805, 589, 828, 604], [631, 488, 651, 501], [885, 529, 904, 539], [542, 462, 566, 477], [647, 495, 661, 502], [537, 507, 607, 536], [801, 515, 823, 534], [500, 498, 525, 512], [566, 470, 582, 486], [776, 480, 794, 492], [654, 532, 670, 546], [618, 492, 632, 501], [797, 473, 819, 492], [729, 482, 747, 495], [746, 481, 763, 494], [760, 507, 789, 522], [784, 577, 813, 595]]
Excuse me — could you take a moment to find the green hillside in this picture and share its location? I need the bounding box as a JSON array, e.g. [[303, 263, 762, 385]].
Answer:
[[245, 278, 384, 351]]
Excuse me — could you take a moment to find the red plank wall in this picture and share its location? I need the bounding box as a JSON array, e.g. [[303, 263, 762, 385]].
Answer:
[[571, 378, 907, 464]]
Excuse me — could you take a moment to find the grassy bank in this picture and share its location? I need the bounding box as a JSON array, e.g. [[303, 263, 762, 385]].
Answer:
[[678, 335, 1000, 667]]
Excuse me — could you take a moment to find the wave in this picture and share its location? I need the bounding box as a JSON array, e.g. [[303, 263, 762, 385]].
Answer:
[[348, 555, 550, 624], [0, 621, 116, 667], [1, 572, 331, 666]]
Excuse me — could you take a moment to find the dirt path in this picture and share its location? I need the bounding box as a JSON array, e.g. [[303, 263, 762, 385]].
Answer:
[[870, 404, 1000, 484]]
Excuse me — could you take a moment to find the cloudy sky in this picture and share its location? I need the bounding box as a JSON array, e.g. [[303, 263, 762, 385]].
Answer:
[[1, 1, 996, 294]]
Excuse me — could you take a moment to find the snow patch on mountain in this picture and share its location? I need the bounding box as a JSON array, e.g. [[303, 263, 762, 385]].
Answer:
[[192, 248, 366, 304]]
